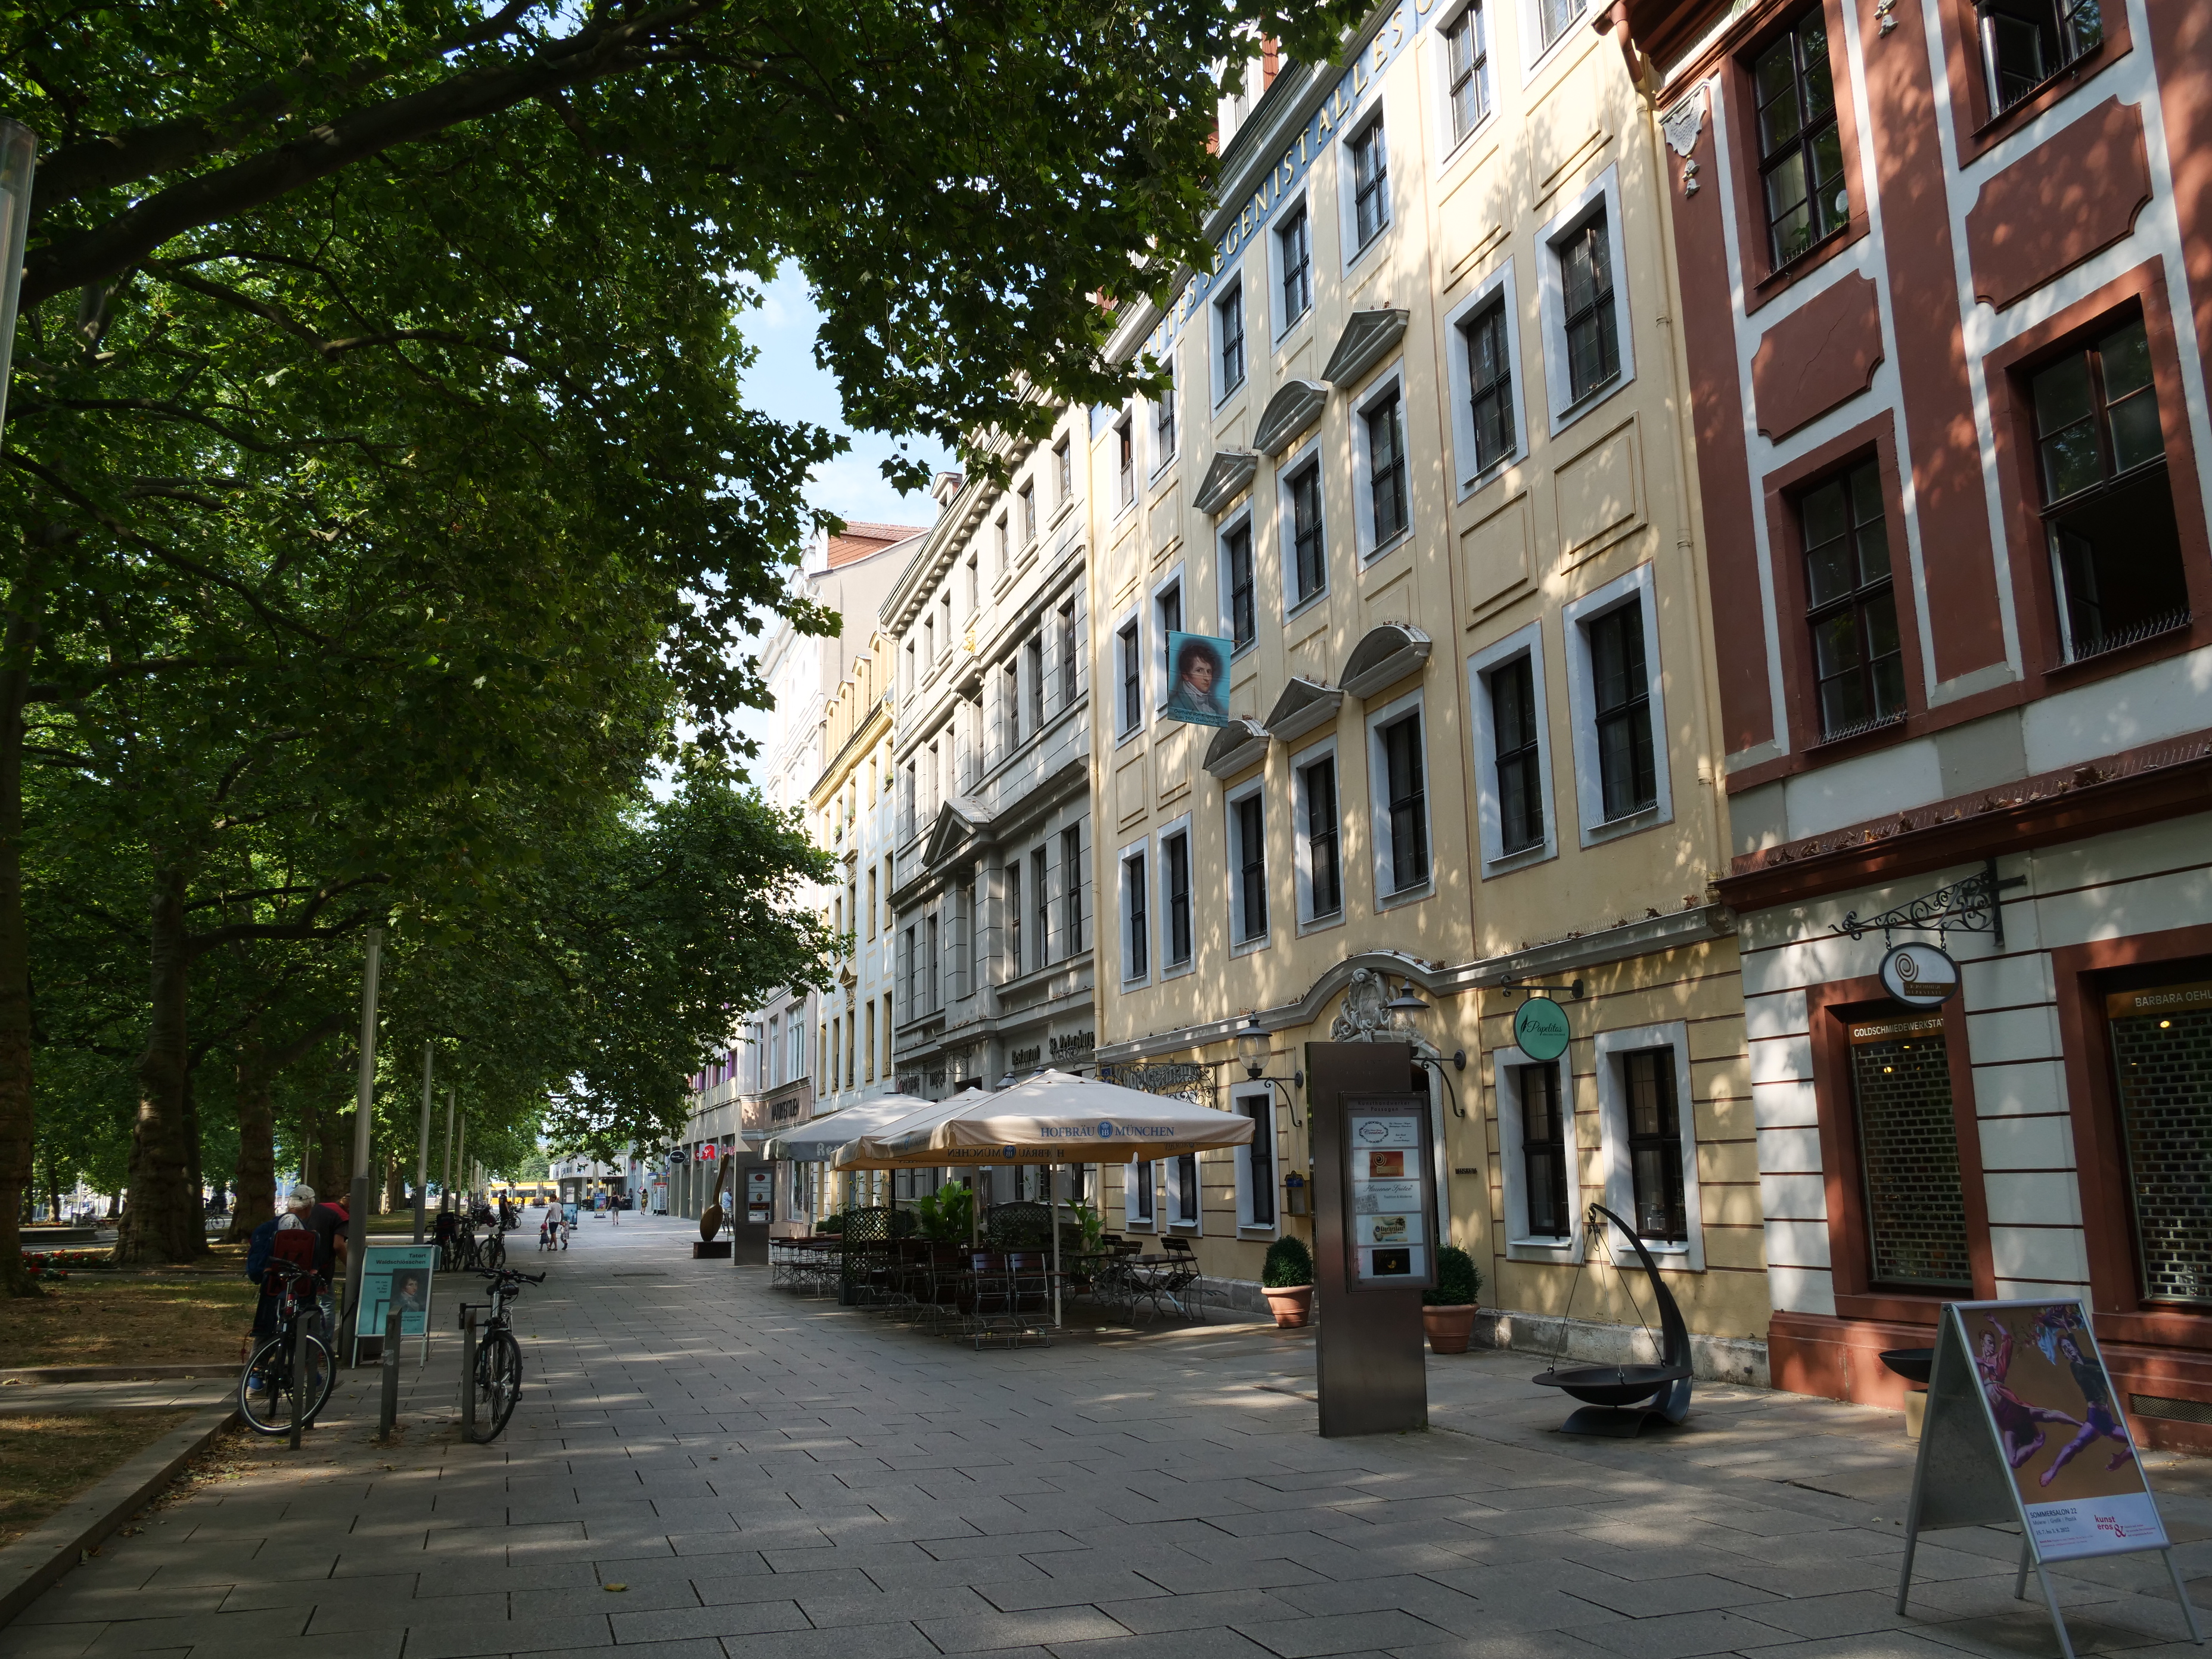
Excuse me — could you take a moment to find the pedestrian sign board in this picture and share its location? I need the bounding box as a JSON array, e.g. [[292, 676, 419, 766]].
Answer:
[[1897, 1300, 2199, 1657], [356, 1243, 436, 1363], [1341, 1095, 1436, 1293]]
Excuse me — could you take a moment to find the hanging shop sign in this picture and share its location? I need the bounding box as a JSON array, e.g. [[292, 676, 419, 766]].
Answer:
[[1512, 995, 1571, 1062], [1882, 940, 1961, 1009], [1898, 1300, 2201, 1651], [1341, 1095, 1436, 1293]]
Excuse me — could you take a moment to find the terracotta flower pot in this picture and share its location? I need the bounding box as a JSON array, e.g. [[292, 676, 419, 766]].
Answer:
[[1422, 1303, 1478, 1354], [1263, 1285, 1313, 1329]]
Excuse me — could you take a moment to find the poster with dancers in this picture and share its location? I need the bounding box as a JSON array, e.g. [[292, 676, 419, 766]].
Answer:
[[1958, 1300, 2161, 1559]]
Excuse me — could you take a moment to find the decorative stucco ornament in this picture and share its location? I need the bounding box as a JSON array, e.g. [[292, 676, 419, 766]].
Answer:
[[1661, 86, 1707, 160], [1330, 969, 1405, 1042]]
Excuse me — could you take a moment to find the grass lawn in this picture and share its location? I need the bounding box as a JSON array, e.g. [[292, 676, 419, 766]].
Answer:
[[0, 1411, 197, 1547], [0, 1250, 260, 1370]]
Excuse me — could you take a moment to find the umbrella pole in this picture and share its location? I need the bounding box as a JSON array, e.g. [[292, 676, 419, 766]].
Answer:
[[1051, 1163, 1062, 1330]]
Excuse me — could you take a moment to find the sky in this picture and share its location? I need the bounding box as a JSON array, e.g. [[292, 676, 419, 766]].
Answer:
[[716, 271, 952, 769]]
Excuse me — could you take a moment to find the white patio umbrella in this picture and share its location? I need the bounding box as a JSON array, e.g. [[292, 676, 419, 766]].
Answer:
[[757, 1095, 935, 1164]]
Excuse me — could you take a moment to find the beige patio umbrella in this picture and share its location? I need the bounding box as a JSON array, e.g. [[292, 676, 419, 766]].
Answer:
[[758, 1095, 936, 1164]]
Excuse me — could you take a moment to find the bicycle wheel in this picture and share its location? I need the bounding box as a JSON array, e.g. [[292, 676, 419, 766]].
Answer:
[[238, 1332, 333, 1434], [471, 1329, 523, 1440], [483, 1230, 506, 1269]]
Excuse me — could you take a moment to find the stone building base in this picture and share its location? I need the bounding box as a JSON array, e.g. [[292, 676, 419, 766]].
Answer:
[[1471, 1310, 1770, 1388]]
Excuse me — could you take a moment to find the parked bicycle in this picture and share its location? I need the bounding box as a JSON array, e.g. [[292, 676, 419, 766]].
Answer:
[[464, 1265, 543, 1443], [238, 1259, 334, 1434]]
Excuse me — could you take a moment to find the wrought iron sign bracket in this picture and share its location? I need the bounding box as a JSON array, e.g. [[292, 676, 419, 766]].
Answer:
[[1834, 858, 2029, 949]]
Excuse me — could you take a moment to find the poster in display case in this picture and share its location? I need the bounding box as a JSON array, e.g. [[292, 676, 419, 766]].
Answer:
[[1341, 1095, 1436, 1292]]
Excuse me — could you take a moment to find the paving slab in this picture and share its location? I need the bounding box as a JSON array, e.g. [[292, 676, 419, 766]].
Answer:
[[7, 1212, 2209, 1659]]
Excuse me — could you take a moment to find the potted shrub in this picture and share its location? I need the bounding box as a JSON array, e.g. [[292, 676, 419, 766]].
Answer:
[[1422, 1246, 1483, 1353], [1262, 1235, 1315, 1328]]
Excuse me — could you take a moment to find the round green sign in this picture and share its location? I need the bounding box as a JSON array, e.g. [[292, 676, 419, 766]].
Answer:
[[1513, 995, 1571, 1062]]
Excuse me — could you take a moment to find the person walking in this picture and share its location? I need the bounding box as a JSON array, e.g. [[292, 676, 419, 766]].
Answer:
[[609, 1190, 620, 1226]]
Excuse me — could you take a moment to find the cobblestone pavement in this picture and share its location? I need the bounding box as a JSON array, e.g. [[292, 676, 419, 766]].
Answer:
[[6, 1213, 2209, 1659]]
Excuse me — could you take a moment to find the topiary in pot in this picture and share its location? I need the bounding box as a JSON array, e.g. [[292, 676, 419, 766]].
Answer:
[[1422, 1245, 1484, 1353], [1262, 1235, 1315, 1329]]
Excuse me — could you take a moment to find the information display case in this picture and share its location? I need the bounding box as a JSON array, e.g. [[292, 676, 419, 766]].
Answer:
[[1341, 1093, 1436, 1293]]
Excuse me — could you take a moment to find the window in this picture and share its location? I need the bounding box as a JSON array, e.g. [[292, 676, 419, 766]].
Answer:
[[1351, 117, 1390, 251], [1154, 579, 1182, 706], [925, 916, 940, 1012], [1537, 0, 1587, 49], [1560, 214, 1620, 404], [1006, 860, 1023, 980], [1223, 520, 1256, 651], [922, 616, 936, 671], [1378, 709, 1429, 894], [1025, 634, 1045, 732], [2031, 315, 2187, 662], [1126, 1158, 1155, 1225], [1117, 620, 1142, 734], [1217, 281, 1247, 400], [1168, 1153, 1201, 1227], [1056, 437, 1073, 507], [1236, 1094, 1277, 1229], [1521, 1062, 1571, 1238], [994, 513, 1011, 576], [1121, 850, 1148, 981], [1278, 203, 1312, 327], [1116, 414, 1135, 508], [1464, 297, 1515, 476], [1587, 601, 1657, 821], [881, 994, 893, 1075], [1365, 387, 1410, 549], [964, 553, 979, 617], [1754, 8, 1846, 270], [882, 858, 894, 931], [1001, 660, 1020, 753], [1490, 655, 1545, 855], [864, 1001, 876, 1082], [866, 866, 878, 940], [1057, 602, 1079, 709], [1061, 826, 1083, 956], [1299, 754, 1342, 921], [1163, 827, 1193, 967], [1032, 846, 1050, 971], [1287, 460, 1326, 607], [1623, 1048, 1686, 1241], [1020, 482, 1037, 546], [1154, 367, 1177, 465], [1444, 4, 1491, 145], [1978, 0, 2102, 113], [2104, 971, 2212, 1304], [1231, 789, 1268, 943], [1800, 459, 1905, 737]]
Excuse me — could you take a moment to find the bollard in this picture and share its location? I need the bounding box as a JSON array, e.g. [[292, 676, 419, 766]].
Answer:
[[459, 1305, 478, 1442], [288, 1296, 307, 1450], [377, 1305, 402, 1441]]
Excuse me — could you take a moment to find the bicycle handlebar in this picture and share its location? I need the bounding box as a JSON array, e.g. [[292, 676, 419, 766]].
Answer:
[[476, 1267, 547, 1285]]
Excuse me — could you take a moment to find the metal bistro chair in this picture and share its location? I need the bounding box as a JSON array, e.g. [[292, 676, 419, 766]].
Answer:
[[962, 1250, 1018, 1348], [1139, 1237, 1203, 1323], [1007, 1250, 1053, 1345]]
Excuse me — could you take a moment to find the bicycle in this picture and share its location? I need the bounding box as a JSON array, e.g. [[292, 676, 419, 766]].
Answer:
[[238, 1260, 335, 1434], [464, 1265, 543, 1443]]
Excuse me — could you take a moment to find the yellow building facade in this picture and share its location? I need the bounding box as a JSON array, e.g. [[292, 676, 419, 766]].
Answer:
[[1083, 0, 1767, 1371]]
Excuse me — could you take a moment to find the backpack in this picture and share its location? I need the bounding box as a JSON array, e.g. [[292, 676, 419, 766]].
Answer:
[[265, 1217, 319, 1293]]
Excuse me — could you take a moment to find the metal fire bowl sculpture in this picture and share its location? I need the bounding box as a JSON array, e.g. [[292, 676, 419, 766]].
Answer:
[[1530, 1203, 1695, 1436]]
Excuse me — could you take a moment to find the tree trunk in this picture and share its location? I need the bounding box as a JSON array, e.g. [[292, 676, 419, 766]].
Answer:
[[315, 1101, 349, 1197], [116, 865, 201, 1263], [224, 1021, 276, 1242], [0, 536, 57, 1295], [383, 1151, 403, 1213], [181, 1065, 209, 1255]]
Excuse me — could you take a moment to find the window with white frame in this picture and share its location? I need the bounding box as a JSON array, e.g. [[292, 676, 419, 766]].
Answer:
[[1534, 0, 1592, 55], [1351, 371, 1412, 557], [995, 512, 1011, 575], [1159, 818, 1194, 971], [1020, 481, 1037, 546], [1152, 363, 1177, 470], [1031, 845, 1050, 972], [1442, 2, 1492, 148], [1562, 563, 1672, 841], [1226, 779, 1269, 946], [1152, 574, 1183, 711], [1025, 634, 1045, 733], [1276, 200, 1313, 331], [1444, 264, 1521, 490], [1496, 1047, 1582, 1259], [1595, 1024, 1703, 1265], [1165, 1152, 1201, 1229], [1222, 515, 1257, 653], [1282, 449, 1328, 610], [1215, 278, 1247, 403], [1234, 1089, 1278, 1229], [1294, 742, 1343, 925], [1124, 1159, 1156, 1228], [1119, 842, 1150, 984], [1055, 436, 1073, 508], [1368, 693, 1431, 900], [1468, 622, 1556, 869], [1116, 413, 1136, 508], [1005, 858, 1023, 980], [1350, 113, 1390, 252], [1537, 170, 1635, 431], [1057, 600, 1079, 711], [1115, 617, 1142, 737]]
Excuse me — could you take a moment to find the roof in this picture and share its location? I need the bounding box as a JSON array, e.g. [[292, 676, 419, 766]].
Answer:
[[826, 521, 930, 568]]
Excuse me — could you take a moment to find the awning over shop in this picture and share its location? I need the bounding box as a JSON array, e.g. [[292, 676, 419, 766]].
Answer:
[[832, 1070, 1252, 1170]]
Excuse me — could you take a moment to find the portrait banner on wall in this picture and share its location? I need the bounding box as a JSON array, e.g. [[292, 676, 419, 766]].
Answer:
[[1897, 1300, 2201, 1657], [1163, 632, 1231, 728]]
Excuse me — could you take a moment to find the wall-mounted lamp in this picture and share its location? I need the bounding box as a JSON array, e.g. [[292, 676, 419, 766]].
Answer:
[[1380, 980, 1467, 1119], [1233, 1011, 1303, 1124]]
